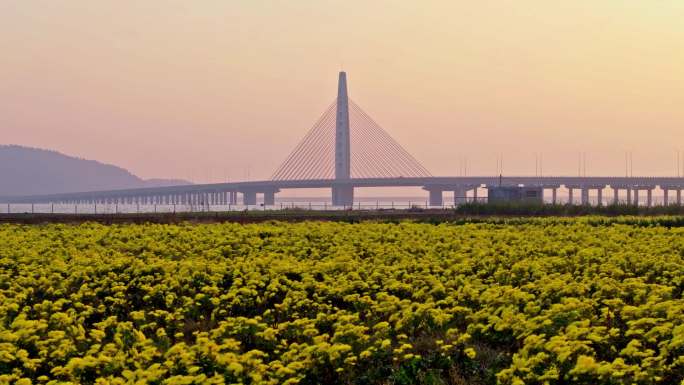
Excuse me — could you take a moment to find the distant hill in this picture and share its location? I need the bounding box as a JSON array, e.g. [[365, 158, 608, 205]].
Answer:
[[0, 145, 192, 196]]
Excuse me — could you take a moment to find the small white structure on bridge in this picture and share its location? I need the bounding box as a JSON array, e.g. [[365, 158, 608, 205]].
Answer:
[[487, 185, 544, 204]]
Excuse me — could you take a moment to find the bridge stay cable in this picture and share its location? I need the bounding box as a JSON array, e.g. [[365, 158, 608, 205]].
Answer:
[[350, 100, 425, 178], [354, 99, 432, 177], [350, 104, 398, 178], [296, 115, 335, 180], [350, 100, 432, 178], [271, 102, 336, 180], [350, 100, 429, 178], [350, 110, 397, 178], [284, 105, 336, 180], [271, 104, 330, 180], [349, 114, 384, 178], [271, 94, 431, 181], [277, 103, 336, 180], [353, 110, 410, 178], [287, 119, 333, 180]]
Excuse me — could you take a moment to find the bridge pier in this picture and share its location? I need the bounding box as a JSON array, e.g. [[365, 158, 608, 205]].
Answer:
[[242, 190, 257, 205], [660, 186, 683, 206], [633, 188, 639, 206], [453, 187, 467, 204], [427, 189, 443, 206], [585, 185, 606, 206], [263, 192, 274, 206], [540, 185, 559, 205], [664, 188, 669, 206], [263, 189, 276, 206], [566, 185, 605, 206], [332, 185, 354, 206]]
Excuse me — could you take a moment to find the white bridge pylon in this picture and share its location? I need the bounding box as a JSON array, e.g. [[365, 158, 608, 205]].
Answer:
[[271, 72, 431, 205]]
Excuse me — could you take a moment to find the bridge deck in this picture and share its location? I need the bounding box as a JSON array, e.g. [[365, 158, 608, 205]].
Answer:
[[2, 176, 684, 204]]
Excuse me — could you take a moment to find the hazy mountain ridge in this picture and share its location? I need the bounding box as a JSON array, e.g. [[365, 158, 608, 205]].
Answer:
[[0, 145, 191, 196]]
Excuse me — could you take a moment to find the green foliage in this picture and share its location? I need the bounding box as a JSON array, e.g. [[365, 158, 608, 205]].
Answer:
[[1, 219, 684, 384]]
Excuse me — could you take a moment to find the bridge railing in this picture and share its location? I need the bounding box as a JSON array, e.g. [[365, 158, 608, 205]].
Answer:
[[0, 200, 486, 214], [0, 196, 679, 215]]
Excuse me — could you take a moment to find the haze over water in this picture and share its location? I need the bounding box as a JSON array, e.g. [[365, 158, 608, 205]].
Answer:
[[2, 1, 683, 196]]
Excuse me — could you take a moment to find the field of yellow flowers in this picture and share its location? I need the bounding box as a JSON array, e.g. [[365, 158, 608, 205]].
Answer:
[[1, 218, 684, 385]]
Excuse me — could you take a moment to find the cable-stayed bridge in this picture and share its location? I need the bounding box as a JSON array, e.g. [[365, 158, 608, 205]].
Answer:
[[3, 72, 684, 207]]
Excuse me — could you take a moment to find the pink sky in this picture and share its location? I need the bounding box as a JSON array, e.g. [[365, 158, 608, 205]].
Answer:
[[2, 1, 683, 188]]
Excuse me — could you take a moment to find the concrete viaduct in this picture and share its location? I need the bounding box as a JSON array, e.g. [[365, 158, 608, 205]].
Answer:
[[3, 176, 684, 207]]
